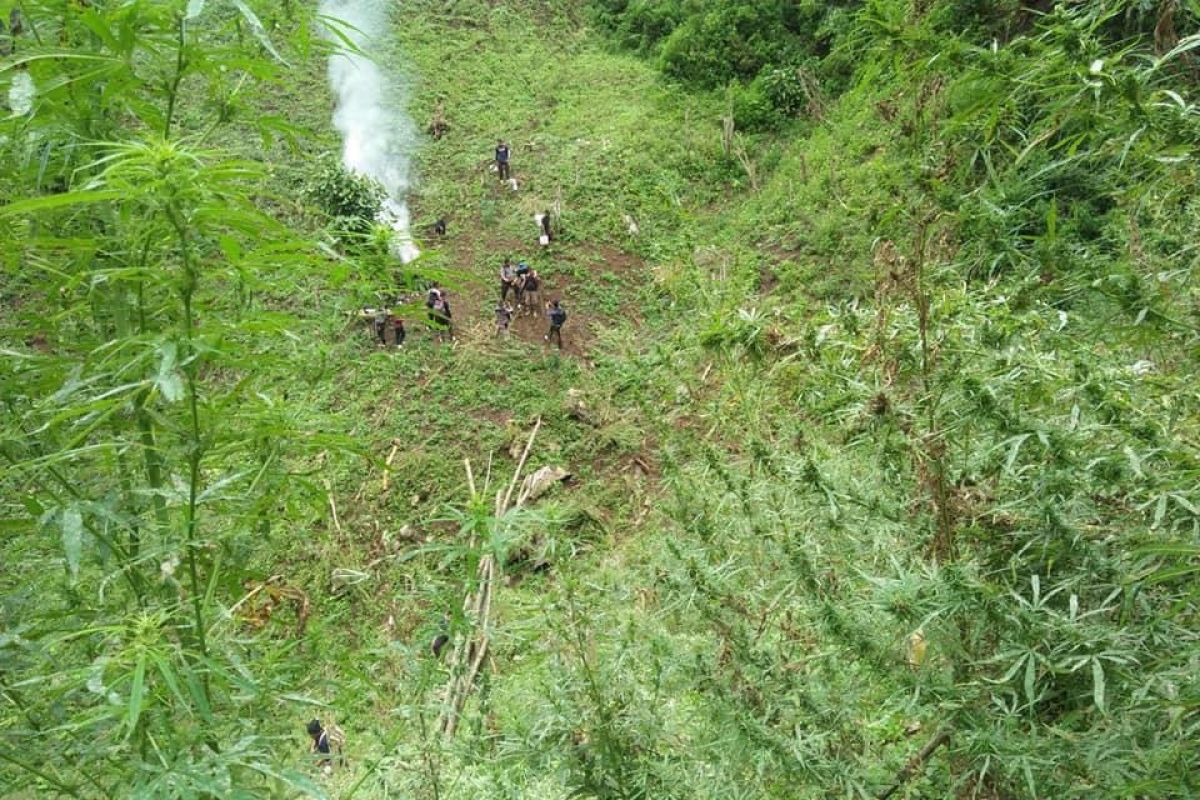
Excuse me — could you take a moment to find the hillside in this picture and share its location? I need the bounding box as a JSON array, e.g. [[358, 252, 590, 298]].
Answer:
[[2, 1, 1198, 799]]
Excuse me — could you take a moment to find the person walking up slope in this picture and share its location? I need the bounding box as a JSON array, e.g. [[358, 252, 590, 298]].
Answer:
[[494, 139, 511, 181], [545, 300, 567, 350]]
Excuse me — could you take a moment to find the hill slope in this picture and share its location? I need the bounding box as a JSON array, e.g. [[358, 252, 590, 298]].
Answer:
[[2, 1, 1198, 799]]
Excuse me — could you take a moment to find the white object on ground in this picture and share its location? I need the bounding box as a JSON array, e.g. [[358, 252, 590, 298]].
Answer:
[[520, 466, 571, 502]]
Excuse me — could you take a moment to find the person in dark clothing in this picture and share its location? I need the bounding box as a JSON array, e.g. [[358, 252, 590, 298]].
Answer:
[[430, 296, 453, 342], [307, 719, 333, 775], [522, 270, 541, 316], [513, 262, 530, 310], [545, 300, 567, 349], [392, 316, 406, 348], [499, 257, 516, 301], [372, 311, 388, 346], [539, 210, 552, 246], [495, 140, 510, 181], [432, 218, 447, 237], [425, 283, 444, 325]]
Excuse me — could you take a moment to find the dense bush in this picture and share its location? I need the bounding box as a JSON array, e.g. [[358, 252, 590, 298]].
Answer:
[[302, 154, 385, 239], [591, 0, 861, 126]]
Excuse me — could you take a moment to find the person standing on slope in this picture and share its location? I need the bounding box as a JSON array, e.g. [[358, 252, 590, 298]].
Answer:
[[522, 270, 542, 316], [495, 139, 511, 181], [513, 261, 531, 311], [545, 300, 567, 350], [499, 257, 517, 301], [372, 309, 388, 346]]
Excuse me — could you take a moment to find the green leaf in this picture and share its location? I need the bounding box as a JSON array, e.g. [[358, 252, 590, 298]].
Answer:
[[232, 0, 290, 66], [61, 509, 83, 579], [1024, 653, 1038, 708], [0, 190, 125, 218], [155, 342, 184, 403], [1152, 494, 1168, 529], [183, 663, 213, 723], [218, 235, 243, 263], [127, 655, 146, 737], [277, 693, 333, 707], [150, 652, 190, 713], [1157, 34, 1200, 67]]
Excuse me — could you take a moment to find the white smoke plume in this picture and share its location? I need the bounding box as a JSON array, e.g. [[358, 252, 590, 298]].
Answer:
[[319, 0, 420, 262]]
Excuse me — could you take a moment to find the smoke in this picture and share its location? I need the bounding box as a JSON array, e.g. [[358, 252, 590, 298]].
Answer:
[[319, 0, 420, 263]]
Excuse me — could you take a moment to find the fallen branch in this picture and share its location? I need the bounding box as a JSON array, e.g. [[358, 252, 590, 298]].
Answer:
[[877, 727, 952, 800]]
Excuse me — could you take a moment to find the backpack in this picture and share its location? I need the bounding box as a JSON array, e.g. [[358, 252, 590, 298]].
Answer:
[[550, 307, 567, 326]]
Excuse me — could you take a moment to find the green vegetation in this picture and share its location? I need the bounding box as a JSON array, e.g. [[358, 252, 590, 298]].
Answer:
[[3, 0, 1199, 798]]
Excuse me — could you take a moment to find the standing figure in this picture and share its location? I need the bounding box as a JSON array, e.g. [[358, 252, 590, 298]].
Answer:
[[430, 296, 453, 342], [425, 283, 444, 325], [538, 210, 552, 246], [545, 300, 567, 350], [372, 310, 388, 346], [432, 218, 447, 237], [392, 316, 406, 348], [499, 257, 516, 301], [513, 262, 531, 312], [522, 270, 542, 315], [495, 139, 511, 181]]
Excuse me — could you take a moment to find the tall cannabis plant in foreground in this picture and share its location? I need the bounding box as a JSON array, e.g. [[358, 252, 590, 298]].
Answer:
[[1, 1, 346, 796]]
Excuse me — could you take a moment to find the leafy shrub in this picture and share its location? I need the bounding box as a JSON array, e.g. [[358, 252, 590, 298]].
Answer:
[[591, 0, 685, 52], [658, 2, 793, 87], [302, 154, 384, 238], [729, 79, 779, 131]]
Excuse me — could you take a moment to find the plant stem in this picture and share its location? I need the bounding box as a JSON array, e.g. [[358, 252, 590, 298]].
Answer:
[[163, 13, 187, 139], [167, 204, 212, 703], [0, 747, 82, 799]]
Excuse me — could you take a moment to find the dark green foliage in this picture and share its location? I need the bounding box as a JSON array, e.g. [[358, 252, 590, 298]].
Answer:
[[591, 0, 861, 126], [657, 2, 795, 87], [303, 154, 385, 238]]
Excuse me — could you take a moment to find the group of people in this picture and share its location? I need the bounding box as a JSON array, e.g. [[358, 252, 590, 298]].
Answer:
[[367, 270, 567, 350], [371, 307, 407, 348], [364, 136, 572, 351], [493, 257, 568, 347]]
